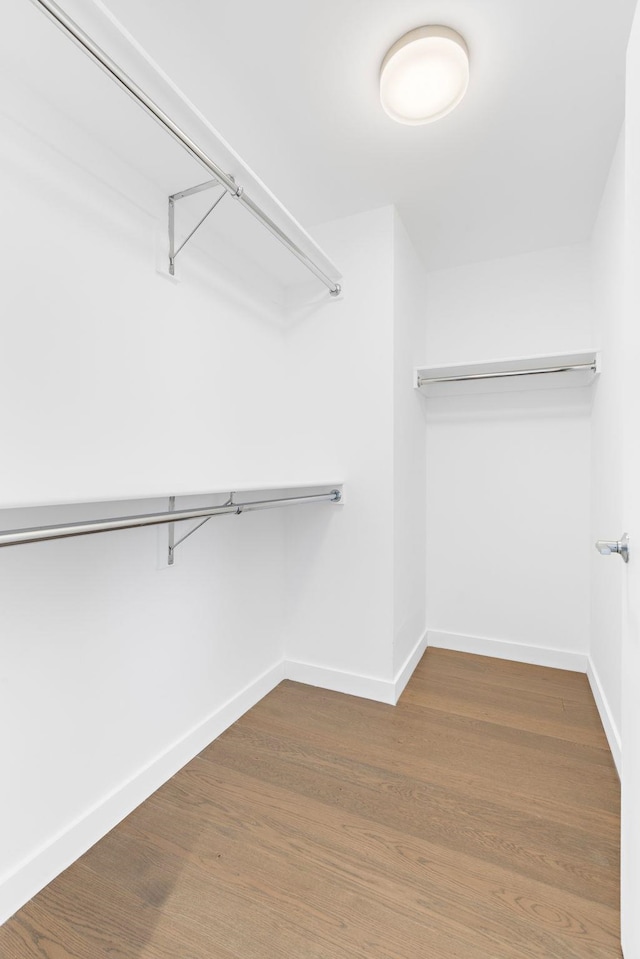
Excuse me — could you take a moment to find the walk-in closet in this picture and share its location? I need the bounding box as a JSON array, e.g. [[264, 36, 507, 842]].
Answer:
[[1, 1, 639, 957]]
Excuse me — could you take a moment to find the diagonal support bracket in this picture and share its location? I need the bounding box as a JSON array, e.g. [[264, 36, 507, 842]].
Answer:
[[169, 178, 228, 276], [168, 493, 236, 565]]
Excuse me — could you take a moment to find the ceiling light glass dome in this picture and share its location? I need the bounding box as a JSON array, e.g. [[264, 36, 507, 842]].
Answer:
[[380, 26, 469, 125]]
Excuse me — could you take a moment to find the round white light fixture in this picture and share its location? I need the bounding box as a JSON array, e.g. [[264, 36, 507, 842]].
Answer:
[[380, 25, 469, 125]]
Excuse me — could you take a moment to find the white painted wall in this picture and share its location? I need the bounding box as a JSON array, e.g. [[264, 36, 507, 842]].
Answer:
[[393, 212, 427, 677], [0, 60, 295, 923], [0, 91, 294, 507], [590, 129, 626, 762], [283, 207, 396, 692], [424, 245, 593, 667], [0, 58, 430, 919], [0, 497, 287, 921], [622, 9, 640, 950], [282, 206, 427, 699], [425, 244, 594, 365]]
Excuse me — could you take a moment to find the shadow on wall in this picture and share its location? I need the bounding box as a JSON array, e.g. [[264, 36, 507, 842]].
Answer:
[[423, 385, 594, 425]]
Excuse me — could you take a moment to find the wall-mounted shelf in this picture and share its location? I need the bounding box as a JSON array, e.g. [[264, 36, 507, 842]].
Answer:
[[0, 482, 344, 566], [0, 480, 345, 513], [20, 0, 342, 296], [414, 350, 600, 398]]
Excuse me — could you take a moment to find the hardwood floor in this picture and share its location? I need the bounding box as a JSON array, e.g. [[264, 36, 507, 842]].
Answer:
[[0, 648, 621, 958]]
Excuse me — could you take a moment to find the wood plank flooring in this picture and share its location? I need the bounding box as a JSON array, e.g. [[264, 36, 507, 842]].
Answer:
[[0, 648, 621, 958]]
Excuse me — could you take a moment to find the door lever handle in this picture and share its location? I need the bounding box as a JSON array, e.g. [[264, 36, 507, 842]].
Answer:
[[595, 532, 629, 563]]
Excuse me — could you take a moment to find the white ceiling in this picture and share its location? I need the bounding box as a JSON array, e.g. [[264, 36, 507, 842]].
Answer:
[[39, 0, 640, 270]]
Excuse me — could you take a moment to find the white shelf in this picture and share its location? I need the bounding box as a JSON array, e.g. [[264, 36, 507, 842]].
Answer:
[[9, 0, 342, 294], [0, 481, 345, 513], [0, 483, 345, 553], [415, 350, 600, 398]]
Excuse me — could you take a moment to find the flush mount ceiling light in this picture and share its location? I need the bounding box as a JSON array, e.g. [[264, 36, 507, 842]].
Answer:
[[380, 25, 469, 125]]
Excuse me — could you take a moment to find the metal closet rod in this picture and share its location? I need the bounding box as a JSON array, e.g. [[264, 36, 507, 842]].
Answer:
[[30, 0, 341, 298], [0, 490, 342, 549], [417, 361, 597, 387]]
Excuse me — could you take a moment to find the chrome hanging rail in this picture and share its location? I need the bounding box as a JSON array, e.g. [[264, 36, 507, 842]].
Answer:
[[0, 490, 342, 549], [29, 0, 342, 297], [417, 361, 597, 388]]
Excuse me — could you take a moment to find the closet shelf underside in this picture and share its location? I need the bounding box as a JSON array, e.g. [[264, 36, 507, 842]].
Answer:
[[22, 0, 342, 295], [0, 481, 345, 513], [415, 350, 600, 397]]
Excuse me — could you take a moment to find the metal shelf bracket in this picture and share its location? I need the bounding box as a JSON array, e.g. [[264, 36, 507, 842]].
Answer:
[[167, 493, 236, 565], [168, 178, 227, 276]]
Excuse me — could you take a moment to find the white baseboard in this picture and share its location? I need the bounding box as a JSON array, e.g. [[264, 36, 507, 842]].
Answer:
[[285, 660, 396, 704], [427, 630, 588, 673], [393, 630, 429, 702], [0, 660, 285, 926], [428, 631, 621, 773], [2, 645, 427, 926], [285, 630, 429, 707], [4, 634, 615, 927], [587, 658, 622, 777]]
